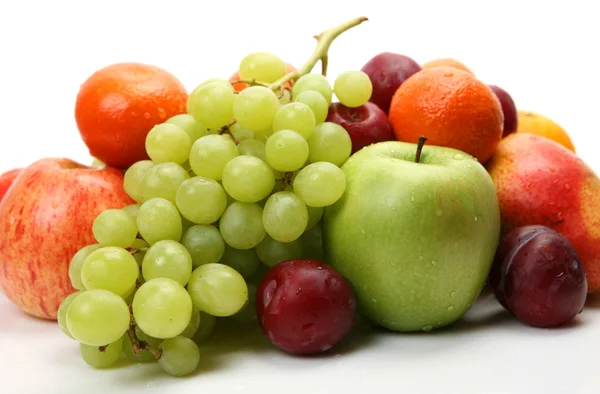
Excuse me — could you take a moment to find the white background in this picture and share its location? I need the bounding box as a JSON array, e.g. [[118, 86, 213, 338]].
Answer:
[[1, 1, 599, 394]]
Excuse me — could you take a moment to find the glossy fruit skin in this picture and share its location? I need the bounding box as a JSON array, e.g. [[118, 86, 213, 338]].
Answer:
[[75, 62, 188, 169], [487, 133, 600, 292], [489, 225, 587, 328], [422, 58, 473, 74], [0, 168, 23, 202], [389, 67, 503, 164], [516, 110, 575, 151], [0, 158, 134, 319], [229, 63, 297, 93], [255, 259, 356, 355], [326, 102, 394, 153], [489, 85, 517, 137], [360, 52, 421, 114]]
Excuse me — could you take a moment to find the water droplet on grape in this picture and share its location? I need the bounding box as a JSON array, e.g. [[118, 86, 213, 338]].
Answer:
[[411, 195, 415, 202], [436, 209, 443, 216], [447, 305, 455, 311], [453, 153, 464, 160], [421, 325, 434, 332], [431, 260, 437, 266], [389, 261, 396, 267], [419, 256, 424, 261], [371, 298, 377, 303], [450, 291, 456, 297], [474, 216, 479, 221], [361, 228, 365, 234]]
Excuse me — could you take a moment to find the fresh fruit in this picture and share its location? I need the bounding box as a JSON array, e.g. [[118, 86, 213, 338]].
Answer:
[[265, 130, 309, 172], [232, 86, 280, 133], [323, 140, 501, 331], [219, 202, 266, 249], [145, 123, 192, 165], [263, 191, 308, 243], [187, 263, 248, 317], [306, 121, 352, 166], [360, 52, 422, 114], [139, 162, 189, 204], [222, 156, 275, 203], [181, 224, 225, 267], [176, 177, 228, 223], [486, 133, 600, 292], [189, 134, 239, 181], [239, 52, 287, 84], [333, 70, 373, 108], [516, 110, 575, 151], [137, 198, 183, 245], [293, 162, 346, 207], [158, 336, 201, 376], [292, 74, 333, 105], [189, 80, 235, 130], [75, 62, 188, 169], [0, 168, 22, 202], [81, 246, 139, 296], [422, 57, 473, 74], [293, 91, 328, 124], [273, 102, 316, 140], [389, 67, 503, 163], [326, 102, 393, 153], [92, 209, 138, 248], [57, 291, 81, 338], [256, 259, 356, 354], [229, 62, 297, 92], [488, 225, 587, 327], [489, 85, 518, 137], [0, 158, 133, 319], [80, 339, 123, 369], [141, 240, 193, 286]]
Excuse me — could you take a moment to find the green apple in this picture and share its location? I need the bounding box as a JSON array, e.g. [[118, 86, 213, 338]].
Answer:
[[322, 140, 500, 332]]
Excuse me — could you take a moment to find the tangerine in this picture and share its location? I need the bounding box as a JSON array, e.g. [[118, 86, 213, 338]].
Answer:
[[389, 67, 504, 163], [75, 63, 188, 169], [516, 110, 575, 152], [422, 58, 473, 74]]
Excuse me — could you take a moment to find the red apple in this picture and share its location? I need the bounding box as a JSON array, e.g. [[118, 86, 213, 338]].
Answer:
[[0, 158, 134, 319], [0, 168, 23, 202]]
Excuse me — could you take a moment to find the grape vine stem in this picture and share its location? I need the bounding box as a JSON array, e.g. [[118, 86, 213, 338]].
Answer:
[[268, 16, 368, 92]]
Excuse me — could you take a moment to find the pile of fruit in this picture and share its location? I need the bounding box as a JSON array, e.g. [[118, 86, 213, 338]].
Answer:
[[0, 16, 598, 378]]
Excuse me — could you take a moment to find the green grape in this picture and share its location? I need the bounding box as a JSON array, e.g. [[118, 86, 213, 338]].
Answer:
[[237, 139, 267, 162], [123, 160, 154, 202], [294, 90, 328, 124], [187, 78, 229, 114], [192, 311, 216, 344], [219, 202, 266, 249], [265, 130, 309, 172], [301, 223, 324, 261], [57, 291, 82, 338], [166, 114, 209, 143], [256, 235, 303, 267], [132, 278, 193, 339], [279, 88, 292, 105], [253, 130, 268, 143], [239, 52, 286, 83], [123, 287, 136, 305], [137, 198, 183, 245], [230, 282, 257, 323], [273, 102, 316, 139], [142, 240, 193, 286], [232, 86, 279, 132], [133, 250, 146, 285], [158, 336, 200, 377], [69, 244, 101, 290], [187, 263, 248, 317], [181, 225, 225, 268], [292, 74, 333, 105], [306, 205, 325, 230], [131, 238, 149, 250], [175, 176, 227, 224], [92, 209, 138, 248], [81, 246, 139, 296], [307, 122, 352, 166], [91, 158, 105, 168], [333, 70, 373, 108], [262, 191, 308, 243], [122, 204, 140, 220], [66, 289, 130, 346], [181, 215, 195, 233], [219, 245, 261, 278], [122, 326, 162, 363], [145, 123, 192, 165], [80, 338, 123, 369], [222, 156, 275, 203], [189, 134, 239, 181], [293, 162, 346, 207], [139, 162, 189, 204], [179, 308, 201, 338], [229, 122, 255, 142], [189, 81, 234, 129]]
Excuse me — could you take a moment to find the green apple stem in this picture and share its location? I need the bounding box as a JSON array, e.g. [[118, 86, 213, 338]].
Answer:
[[268, 16, 368, 92], [415, 136, 428, 163]]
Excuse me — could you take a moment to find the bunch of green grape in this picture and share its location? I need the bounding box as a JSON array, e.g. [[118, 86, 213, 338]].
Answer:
[[57, 51, 372, 377]]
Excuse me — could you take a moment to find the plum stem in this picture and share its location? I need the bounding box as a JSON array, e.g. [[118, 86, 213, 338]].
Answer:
[[268, 16, 368, 92], [415, 136, 428, 163]]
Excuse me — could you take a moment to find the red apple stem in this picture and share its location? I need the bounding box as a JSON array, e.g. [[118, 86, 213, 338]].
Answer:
[[415, 136, 428, 163], [268, 16, 368, 93]]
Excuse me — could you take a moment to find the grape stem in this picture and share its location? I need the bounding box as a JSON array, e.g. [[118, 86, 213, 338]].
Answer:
[[229, 79, 268, 87], [127, 325, 162, 360], [415, 136, 428, 163], [268, 16, 368, 92]]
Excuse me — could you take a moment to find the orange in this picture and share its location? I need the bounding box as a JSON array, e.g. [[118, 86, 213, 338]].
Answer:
[[389, 67, 504, 163], [229, 63, 297, 92], [422, 58, 473, 74], [75, 63, 188, 169], [516, 110, 575, 152]]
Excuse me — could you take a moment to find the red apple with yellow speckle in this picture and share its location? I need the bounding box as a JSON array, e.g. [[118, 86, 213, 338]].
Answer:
[[0, 158, 134, 319], [487, 133, 600, 292], [0, 168, 23, 202]]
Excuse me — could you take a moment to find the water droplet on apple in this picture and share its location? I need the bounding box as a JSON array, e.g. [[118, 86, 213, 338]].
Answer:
[[421, 325, 434, 332], [565, 183, 571, 190], [453, 153, 464, 160], [371, 298, 377, 303], [447, 305, 455, 311], [450, 291, 456, 297], [431, 260, 437, 266], [361, 228, 365, 234]]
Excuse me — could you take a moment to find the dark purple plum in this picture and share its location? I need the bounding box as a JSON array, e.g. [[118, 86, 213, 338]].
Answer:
[[489, 85, 518, 137]]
